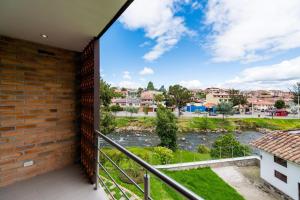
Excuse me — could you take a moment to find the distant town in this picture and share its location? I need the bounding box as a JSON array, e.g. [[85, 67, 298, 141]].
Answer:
[[110, 81, 300, 118]]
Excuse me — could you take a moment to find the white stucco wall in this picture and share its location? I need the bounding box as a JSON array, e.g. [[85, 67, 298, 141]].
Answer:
[[260, 150, 300, 200]]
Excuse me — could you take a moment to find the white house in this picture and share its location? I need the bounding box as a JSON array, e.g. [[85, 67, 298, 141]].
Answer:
[[251, 131, 300, 200]]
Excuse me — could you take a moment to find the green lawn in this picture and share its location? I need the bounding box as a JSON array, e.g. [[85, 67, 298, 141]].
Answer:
[[100, 167, 244, 200], [99, 147, 244, 199], [115, 116, 300, 132]]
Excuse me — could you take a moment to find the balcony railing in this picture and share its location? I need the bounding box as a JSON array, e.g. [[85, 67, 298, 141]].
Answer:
[[95, 130, 203, 200]]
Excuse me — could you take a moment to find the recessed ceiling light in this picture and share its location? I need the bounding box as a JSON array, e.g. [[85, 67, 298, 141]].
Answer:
[[40, 34, 48, 38]]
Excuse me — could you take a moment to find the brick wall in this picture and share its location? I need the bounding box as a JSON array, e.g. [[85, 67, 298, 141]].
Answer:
[[0, 36, 80, 187]]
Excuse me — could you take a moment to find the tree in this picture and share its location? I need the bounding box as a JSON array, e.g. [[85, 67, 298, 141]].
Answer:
[[168, 85, 192, 116], [100, 111, 116, 135], [159, 85, 167, 93], [125, 106, 139, 117], [290, 82, 300, 105], [100, 78, 117, 134], [216, 102, 234, 120], [274, 99, 285, 109], [100, 78, 115, 108], [137, 87, 143, 97], [143, 105, 149, 116], [210, 133, 251, 158], [146, 81, 155, 91], [154, 93, 164, 105], [156, 105, 178, 151], [228, 89, 248, 108]]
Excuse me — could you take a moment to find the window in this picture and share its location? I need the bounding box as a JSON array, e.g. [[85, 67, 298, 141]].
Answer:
[[274, 170, 287, 183], [274, 156, 287, 167]]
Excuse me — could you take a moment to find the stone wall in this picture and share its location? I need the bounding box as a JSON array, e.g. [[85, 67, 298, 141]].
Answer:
[[0, 36, 80, 187]]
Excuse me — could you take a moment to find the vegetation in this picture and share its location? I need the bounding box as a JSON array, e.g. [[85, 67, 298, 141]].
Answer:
[[153, 146, 174, 164], [228, 89, 248, 107], [100, 111, 116, 135], [197, 144, 210, 154], [159, 85, 167, 93], [143, 105, 149, 115], [168, 84, 193, 116], [147, 81, 155, 90], [100, 79, 118, 134], [100, 160, 243, 200], [290, 82, 300, 105], [210, 133, 251, 158], [115, 116, 300, 132], [125, 106, 139, 117], [274, 99, 285, 109], [110, 104, 123, 113], [154, 93, 165, 104], [100, 78, 115, 108], [216, 102, 234, 120], [101, 147, 210, 166], [163, 168, 245, 200], [156, 106, 178, 151]]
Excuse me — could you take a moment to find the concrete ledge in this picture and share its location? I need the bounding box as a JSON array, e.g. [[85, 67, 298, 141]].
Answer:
[[155, 156, 260, 171]]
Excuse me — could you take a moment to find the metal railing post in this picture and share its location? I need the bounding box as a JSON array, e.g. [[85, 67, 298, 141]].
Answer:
[[144, 172, 150, 200], [94, 136, 100, 190]]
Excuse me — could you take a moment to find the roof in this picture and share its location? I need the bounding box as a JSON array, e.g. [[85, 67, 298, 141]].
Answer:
[[0, 0, 133, 51], [251, 131, 300, 165], [141, 91, 161, 100]]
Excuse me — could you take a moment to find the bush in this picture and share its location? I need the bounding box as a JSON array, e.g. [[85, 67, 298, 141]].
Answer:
[[125, 106, 139, 117], [110, 104, 123, 113], [210, 133, 251, 158], [197, 145, 210, 154], [156, 106, 178, 151], [153, 146, 174, 164]]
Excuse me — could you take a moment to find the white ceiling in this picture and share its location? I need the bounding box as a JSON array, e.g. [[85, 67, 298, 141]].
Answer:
[[0, 0, 127, 51]]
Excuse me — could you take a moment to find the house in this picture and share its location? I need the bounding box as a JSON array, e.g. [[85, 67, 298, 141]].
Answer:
[[111, 98, 140, 108], [206, 93, 230, 104], [251, 131, 300, 200], [140, 90, 162, 112], [0, 1, 201, 200]]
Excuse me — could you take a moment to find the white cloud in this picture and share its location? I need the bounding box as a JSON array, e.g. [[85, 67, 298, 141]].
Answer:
[[191, 1, 202, 10], [120, 0, 193, 61], [117, 81, 141, 89], [179, 80, 202, 89], [205, 0, 300, 62], [224, 56, 300, 90], [139, 67, 154, 75], [122, 71, 131, 80]]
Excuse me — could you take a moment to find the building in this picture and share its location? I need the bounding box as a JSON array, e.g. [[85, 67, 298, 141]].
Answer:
[[206, 93, 230, 104], [251, 131, 300, 200], [140, 90, 162, 112], [111, 98, 140, 108]]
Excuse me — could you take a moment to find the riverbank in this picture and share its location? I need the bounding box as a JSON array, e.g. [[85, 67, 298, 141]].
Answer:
[[115, 117, 300, 134]]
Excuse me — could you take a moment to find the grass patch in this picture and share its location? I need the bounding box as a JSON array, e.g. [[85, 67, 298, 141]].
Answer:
[[115, 116, 300, 132], [101, 167, 244, 200]]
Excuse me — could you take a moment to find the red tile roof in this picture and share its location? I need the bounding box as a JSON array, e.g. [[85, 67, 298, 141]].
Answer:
[[251, 131, 300, 165]]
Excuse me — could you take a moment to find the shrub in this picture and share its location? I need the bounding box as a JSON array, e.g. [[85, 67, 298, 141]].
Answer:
[[110, 104, 123, 113], [210, 133, 251, 158], [153, 146, 174, 164], [197, 145, 210, 154], [156, 106, 178, 151], [125, 106, 139, 117]]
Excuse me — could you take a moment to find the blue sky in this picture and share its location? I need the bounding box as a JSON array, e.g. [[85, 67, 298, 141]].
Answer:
[[100, 0, 300, 91]]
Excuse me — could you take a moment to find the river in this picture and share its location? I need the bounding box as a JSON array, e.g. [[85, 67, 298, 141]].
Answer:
[[107, 131, 263, 152]]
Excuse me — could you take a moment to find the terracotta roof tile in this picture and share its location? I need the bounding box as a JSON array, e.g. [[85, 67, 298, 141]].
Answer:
[[251, 131, 300, 165]]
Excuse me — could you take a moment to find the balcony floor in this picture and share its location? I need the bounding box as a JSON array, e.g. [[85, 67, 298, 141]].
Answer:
[[0, 165, 107, 200]]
